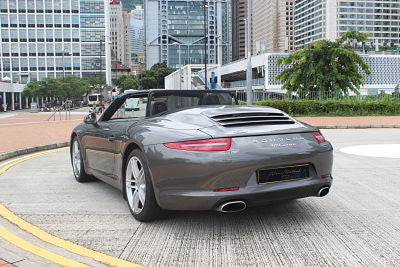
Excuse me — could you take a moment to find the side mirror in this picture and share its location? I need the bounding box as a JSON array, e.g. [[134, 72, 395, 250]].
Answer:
[[83, 112, 97, 125]]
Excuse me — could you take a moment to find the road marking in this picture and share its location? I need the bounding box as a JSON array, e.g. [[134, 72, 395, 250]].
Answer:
[[340, 144, 400, 159], [0, 226, 89, 267], [0, 148, 142, 267], [0, 149, 67, 169]]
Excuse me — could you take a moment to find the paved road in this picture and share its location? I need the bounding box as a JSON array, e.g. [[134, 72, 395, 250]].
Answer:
[[1, 129, 400, 266]]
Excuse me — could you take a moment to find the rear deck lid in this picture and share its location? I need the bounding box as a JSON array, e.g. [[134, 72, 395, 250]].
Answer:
[[200, 106, 315, 138]]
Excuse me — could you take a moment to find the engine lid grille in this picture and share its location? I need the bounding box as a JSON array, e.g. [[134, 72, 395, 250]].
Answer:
[[209, 112, 295, 127]]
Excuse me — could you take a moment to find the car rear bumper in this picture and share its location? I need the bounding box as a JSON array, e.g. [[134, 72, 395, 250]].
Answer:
[[156, 176, 332, 211], [145, 133, 333, 211]]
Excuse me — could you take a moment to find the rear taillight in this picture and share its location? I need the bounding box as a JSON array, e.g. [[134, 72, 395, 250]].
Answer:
[[213, 187, 240, 192], [164, 138, 232, 151], [311, 131, 326, 143]]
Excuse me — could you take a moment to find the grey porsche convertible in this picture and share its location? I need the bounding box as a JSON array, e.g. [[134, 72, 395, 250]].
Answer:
[[70, 90, 333, 221]]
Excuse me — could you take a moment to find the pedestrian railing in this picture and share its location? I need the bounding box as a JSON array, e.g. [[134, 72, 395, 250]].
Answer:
[[47, 101, 71, 121], [234, 90, 400, 102]]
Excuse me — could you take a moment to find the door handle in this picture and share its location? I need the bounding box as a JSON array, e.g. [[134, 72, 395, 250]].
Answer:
[[108, 135, 116, 142]]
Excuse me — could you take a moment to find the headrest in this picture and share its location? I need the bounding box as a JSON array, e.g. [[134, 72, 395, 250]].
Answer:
[[203, 94, 220, 105], [152, 101, 168, 115]]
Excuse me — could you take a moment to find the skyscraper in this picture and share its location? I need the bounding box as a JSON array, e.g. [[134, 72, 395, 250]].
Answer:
[[252, 0, 294, 54], [231, 0, 247, 61], [145, 0, 232, 69], [130, 5, 145, 62], [110, 1, 131, 67], [294, 0, 400, 51], [0, 0, 111, 84]]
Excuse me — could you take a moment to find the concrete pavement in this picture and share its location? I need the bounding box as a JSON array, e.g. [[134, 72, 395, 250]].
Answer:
[[0, 129, 399, 266]]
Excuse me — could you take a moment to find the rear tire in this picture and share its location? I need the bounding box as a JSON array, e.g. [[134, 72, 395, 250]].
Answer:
[[124, 149, 162, 222], [71, 137, 94, 183]]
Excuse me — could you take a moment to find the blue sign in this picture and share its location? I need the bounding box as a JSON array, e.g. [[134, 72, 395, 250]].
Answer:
[[211, 72, 216, 89]]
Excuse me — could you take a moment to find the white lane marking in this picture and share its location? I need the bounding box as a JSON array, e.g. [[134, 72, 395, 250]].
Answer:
[[340, 144, 400, 159]]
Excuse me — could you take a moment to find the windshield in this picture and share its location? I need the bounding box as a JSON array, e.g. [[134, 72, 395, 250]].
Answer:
[[88, 95, 98, 101], [149, 91, 237, 116]]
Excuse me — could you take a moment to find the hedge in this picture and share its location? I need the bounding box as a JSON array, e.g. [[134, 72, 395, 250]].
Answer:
[[253, 99, 400, 116]]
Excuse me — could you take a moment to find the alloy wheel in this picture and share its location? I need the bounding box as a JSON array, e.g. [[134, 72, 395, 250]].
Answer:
[[126, 156, 146, 214]]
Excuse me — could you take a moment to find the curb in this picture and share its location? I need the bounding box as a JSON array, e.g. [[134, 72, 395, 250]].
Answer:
[[317, 125, 400, 129], [0, 142, 70, 162]]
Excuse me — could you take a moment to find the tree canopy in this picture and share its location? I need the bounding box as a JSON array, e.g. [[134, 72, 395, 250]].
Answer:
[[22, 76, 108, 98], [275, 31, 371, 96], [115, 75, 140, 92], [115, 62, 175, 91]]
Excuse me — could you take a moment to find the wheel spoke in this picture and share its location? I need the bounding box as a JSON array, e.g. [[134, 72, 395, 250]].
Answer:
[[138, 188, 145, 204], [137, 169, 145, 185], [126, 184, 137, 189], [131, 160, 140, 178], [72, 141, 81, 176], [132, 190, 140, 213]]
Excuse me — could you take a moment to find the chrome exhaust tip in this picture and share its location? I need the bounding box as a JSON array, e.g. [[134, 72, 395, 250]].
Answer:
[[217, 201, 247, 212], [317, 187, 330, 197]]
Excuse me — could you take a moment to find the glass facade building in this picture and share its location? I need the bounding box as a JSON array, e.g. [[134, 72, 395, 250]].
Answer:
[[131, 6, 145, 61], [145, 0, 232, 69], [294, 0, 400, 51], [0, 0, 111, 84]]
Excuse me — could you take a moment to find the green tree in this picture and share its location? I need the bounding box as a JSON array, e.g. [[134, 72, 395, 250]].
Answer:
[[139, 74, 158, 89], [61, 76, 91, 97], [87, 77, 112, 95], [115, 75, 140, 92], [23, 76, 93, 99], [393, 84, 400, 98], [275, 30, 371, 96], [137, 63, 175, 89], [22, 81, 42, 98]]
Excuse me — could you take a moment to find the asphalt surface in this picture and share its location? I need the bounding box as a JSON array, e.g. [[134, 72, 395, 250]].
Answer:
[[1, 129, 400, 266]]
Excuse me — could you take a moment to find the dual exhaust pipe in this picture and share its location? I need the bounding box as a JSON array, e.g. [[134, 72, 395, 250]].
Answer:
[[216, 187, 330, 212], [216, 201, 246, 213], [317, 186, 330, 197]]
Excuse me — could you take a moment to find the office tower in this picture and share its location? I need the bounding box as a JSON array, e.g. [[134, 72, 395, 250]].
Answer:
[[145, 0, 232, 69], [252, 0, 294, 54], [0, 0, 111, 84], [131, 5, 145, 62], [294, 0, 400, 51], [110, 1, 131, 67], [231, 0, 247, 60]]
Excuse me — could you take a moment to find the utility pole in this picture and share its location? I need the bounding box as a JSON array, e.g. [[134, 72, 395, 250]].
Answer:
[[246, 0, 253, 105], [99, 39, 103, 82], [204, 1, 208, 90]]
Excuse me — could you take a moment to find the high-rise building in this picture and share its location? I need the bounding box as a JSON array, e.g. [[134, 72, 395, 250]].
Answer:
[[145, 0, 232, 69], [130, 6, 145, 62], [294, 1, 400, 51], [252, 0, 294, 54], [110, 1, 131, 67], [231, 0, 247, 61], [0, 0, 111, 84]]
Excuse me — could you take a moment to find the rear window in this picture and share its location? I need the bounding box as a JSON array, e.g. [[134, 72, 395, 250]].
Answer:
[[88, 96, 97, 101], [149, 91, 236, 116]]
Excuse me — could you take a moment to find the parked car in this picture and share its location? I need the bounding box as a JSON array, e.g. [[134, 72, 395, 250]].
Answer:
[[70, 90, 333, 221]]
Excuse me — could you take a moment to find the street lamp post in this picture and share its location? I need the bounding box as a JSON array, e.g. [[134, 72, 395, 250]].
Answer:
[[99, 39, 103, 82], [216, 35, 226, 87], [245, 0, 253, 105], [204, 1, 208, 90]]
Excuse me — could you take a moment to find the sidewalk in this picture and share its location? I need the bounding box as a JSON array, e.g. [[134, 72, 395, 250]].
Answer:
[[1, 114, 399, 154], [0, 113, 83, 154], [296, 116, 400, 127], [0, 246, 39, 267]]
